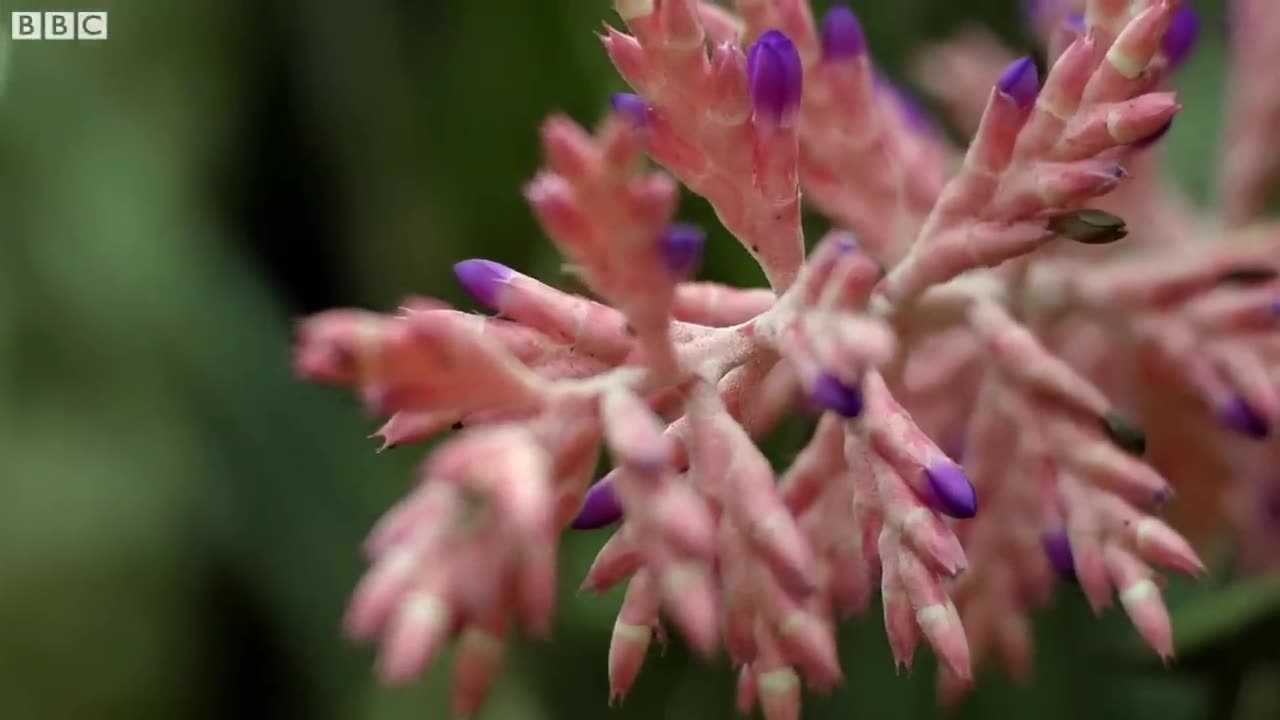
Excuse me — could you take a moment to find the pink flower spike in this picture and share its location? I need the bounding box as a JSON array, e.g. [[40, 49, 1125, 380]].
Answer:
[[863, 373, 978, 518], [673, 282, 776, 325], [898, 550, 972, 680], [601, 25, 653, 94], [373, 410, 458, 451], [1083, 1, 1177, 104], [879, 534, 921, 672], [698, 3, 743, 45], [1104, 545, 1174, 660], [754, 631, 802, 720], [1130, 516, 1207, 577], [601, 388, 671, 472], [378, 589, 455, 685], [296, 0, 1266, 712], [736, 665, 758, 715], [451, 616, 508, 719], [1054, 93, 1181, 159], [609, 571, 660, 704], [581, 527, 642, 593]]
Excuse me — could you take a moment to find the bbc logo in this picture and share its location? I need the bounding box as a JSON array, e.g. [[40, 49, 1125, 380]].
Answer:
[[11, 11, 108, 40]]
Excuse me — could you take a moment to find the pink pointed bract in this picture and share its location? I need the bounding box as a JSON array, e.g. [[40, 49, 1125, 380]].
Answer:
[[293, 0, 1280, 715]]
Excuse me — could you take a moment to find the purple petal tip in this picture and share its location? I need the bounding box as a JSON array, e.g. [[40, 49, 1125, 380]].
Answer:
[[923, 463, 978, 519], [880, 78, 933, 134], [997, 56, 1040, 108], [1019, 0, 1045, 26], [1021, 0, 1071, 30], [1220, 396, 1270, 439], [748, 30, 804, 124], [820, 6, 865, 61], [1063, 11, 1085, 35], [571, 475, 623, 530], [1042, 530, 1078, 582], [833, 232, 860, 253], [661, 223, 705, 277], [809, 373, 863, 418], [610, 92, 647, 127], [1162, 7, 1199, 69], [453, 259, 514, 310]]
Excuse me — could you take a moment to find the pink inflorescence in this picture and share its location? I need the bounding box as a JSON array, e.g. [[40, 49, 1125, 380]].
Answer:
[[294, 1, 1280, 717]]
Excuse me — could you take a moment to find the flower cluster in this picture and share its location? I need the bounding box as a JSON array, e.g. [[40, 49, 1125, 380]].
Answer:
[[294, 0, 1280, 717]]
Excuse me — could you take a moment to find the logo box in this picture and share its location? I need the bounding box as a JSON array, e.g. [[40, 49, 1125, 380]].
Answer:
[[11, 11, 108, 40]]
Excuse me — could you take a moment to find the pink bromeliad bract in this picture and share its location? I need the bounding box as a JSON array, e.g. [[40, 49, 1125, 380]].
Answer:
[[294, 1, 1280, 717]]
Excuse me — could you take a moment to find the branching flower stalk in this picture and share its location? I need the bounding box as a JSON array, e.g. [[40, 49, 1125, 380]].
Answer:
[[294, 0, 1280, 717]]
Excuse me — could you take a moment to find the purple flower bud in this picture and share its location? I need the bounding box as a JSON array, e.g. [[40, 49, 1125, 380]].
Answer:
[[922, 462, 978, 519], [1132, 118, 1173, 149], [809, 373, 863, 418], [1042, 530, 1078, 582], [610, 92, 648, 127], [1019, 0, 1048, 27], [876, 74, 934, 134], [1161, 7, 1199, 69], [747, 30, 804, 124], [1219, 396, 1271, 439], [997, 56, 1040, 108], [453, 259, 514, 311], [570, 473, 623, 529], [1271, 298, 1280, 317], [896, 91, 934, 134], [660, 223, 705, 277], [820, 6, 865, 61], [1063, 11, 1085, 35]]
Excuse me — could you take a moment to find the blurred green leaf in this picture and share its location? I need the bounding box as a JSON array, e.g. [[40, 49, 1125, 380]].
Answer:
[[1168, 572, 1280, 663]]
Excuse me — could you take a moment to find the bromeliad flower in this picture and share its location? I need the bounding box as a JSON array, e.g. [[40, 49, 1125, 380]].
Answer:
[[295, 1, 1280, 717]]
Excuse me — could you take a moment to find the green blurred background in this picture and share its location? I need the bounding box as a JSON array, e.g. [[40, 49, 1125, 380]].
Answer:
[[2, 0, 1277, 718]]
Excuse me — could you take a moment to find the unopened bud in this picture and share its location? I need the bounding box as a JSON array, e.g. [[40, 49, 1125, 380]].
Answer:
[[1047, 209, 1128, 245], [1100, 410, 1146, 457], [922, 462, 978, 519], [571, 474, 624, 529], [660, 223, 706, 278], [1161, 7, 1199, 69], [1042, 530, 1078, 582], [819, 6, 865, 61], [610, 92, 648, 127], [996, 56, 1040, 108], [1219, 396, 1270, 439], [747, 30, 804, 124], [808, 372, 863, 418]]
